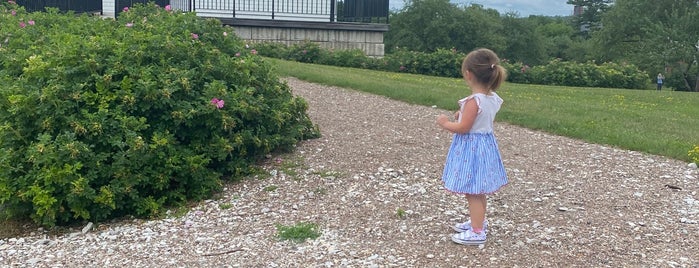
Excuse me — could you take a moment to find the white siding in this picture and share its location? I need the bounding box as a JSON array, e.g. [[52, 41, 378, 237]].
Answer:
[[102, 0, 115, 17], [170, 0, 192, 11]]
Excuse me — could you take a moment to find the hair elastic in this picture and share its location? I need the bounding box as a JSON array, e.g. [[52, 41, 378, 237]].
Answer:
[[490, 64, 495, 69]]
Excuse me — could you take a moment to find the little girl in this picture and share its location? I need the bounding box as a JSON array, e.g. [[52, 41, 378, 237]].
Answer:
[[436, 48, 509, 245]]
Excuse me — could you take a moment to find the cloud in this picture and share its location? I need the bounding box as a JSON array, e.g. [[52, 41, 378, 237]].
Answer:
[[389, 0, 574, 17], [473, 0, 573, 16]]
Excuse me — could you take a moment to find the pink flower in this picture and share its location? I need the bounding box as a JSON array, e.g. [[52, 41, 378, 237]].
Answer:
[[251, 49, 257, 55], [11, 10, 16, 16], [520, 64, 530, 73], [399, 65, 406, 71], [165, 5, 172, 11], [235, 52, 241, 57], [123, 7, 129, 12], [210, 98, 224, 109], [191, 33, 199, 39], [28, 20, 34, 25], [8, 0, 16, 4], [18, 21, 25, 28], [125, 22, 134, 27], [223, 31, 228, 37]]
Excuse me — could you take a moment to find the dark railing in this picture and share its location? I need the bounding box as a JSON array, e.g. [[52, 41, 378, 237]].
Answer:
[[338, 0, 388, 23], [174, 0, 388, 23], [15, 0, 102, 13]]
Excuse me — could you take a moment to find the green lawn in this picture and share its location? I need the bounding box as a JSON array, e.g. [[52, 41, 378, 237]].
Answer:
[[268, 58, 699, 162]]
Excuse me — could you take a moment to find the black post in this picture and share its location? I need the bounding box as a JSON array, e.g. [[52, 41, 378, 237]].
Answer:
[[272, 0, 275, 20], [330, 0, 336, 22], [384, 0, 389, 23]]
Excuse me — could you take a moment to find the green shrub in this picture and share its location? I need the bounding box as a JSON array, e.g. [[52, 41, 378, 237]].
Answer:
[[523, 59, 648, 89], [502, 60, 531, 84], [254, 42, 289, 59], [422, 48, 462, 78], [0, 2, 319, 227], [382, 48, 423, 74], [321, 49, 367, 68], [664, 63, 698, 92], [690, 145, 699, 165], [286, 41, 326, 63]]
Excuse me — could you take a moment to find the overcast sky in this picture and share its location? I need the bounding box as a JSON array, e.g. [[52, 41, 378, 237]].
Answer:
[[389, 0, 575, 17]]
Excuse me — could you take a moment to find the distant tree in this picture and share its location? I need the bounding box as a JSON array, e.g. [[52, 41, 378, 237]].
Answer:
[[534, 18, 576, 60], [595, 0, 699, 91], [567, 0, 613, 36], [500, 13, 547, 65], [458, 4, 506, 53], [385, 0, 505, 53], [386, 0, 465, 52]]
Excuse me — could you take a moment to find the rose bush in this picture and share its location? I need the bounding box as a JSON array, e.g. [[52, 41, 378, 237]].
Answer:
[[0, 2, 319, 227]]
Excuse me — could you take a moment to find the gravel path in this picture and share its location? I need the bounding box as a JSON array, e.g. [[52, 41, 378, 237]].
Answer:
[[1, 77, 698, 267]]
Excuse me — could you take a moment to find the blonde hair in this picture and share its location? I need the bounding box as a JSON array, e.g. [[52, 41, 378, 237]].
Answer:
[[461, 48, 507, 92]]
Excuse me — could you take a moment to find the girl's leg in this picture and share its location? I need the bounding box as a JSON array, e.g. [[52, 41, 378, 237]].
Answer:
[[466, 194, 487, 233]]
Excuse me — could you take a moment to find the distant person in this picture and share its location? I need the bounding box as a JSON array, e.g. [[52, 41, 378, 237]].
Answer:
[[436, 48, 508, 246], [657, 73, 665, 91]]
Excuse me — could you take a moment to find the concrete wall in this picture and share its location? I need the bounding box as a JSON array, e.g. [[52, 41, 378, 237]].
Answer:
[[226, 20, 388, 57]]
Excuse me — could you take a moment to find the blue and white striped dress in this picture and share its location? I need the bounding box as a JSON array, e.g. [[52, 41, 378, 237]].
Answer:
[[442, 93, 508, 194]]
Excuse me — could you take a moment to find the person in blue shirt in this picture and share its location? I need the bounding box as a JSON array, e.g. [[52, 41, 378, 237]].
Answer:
[[657, 73, 665, 91]]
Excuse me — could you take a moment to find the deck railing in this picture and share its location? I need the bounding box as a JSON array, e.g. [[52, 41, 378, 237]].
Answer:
[[171, 0, 389, 23], [15, 0, 389, 23], [15, 0, 102, 13]]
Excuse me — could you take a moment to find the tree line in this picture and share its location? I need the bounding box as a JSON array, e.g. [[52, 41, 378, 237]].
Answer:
[[386, 0, 699, 91]]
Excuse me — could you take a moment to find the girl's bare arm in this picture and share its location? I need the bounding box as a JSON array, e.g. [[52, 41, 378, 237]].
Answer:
[[437, 98, 478, 134]]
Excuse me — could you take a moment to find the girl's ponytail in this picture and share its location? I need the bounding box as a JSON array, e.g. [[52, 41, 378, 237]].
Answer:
[[486, 65, 507, 92]]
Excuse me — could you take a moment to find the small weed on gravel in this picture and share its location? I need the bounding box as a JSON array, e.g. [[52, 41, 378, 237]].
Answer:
[[312, 187, 328, 195], [312, 170, 345, 178], [276, 222, 321, 243], [264, 185, 279, 192], [396, 208, 407, 219], [280, 157, 302, 173], [249, 166, 272, 180]]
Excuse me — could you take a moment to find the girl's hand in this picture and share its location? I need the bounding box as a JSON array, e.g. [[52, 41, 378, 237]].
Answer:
[[436, 114, 450, 127]]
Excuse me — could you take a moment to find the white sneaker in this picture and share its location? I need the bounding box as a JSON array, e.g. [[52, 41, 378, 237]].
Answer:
[[452, 220, 488, 233], [451, 230, 486, 245]]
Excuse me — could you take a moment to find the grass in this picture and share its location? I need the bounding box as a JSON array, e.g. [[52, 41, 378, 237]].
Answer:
[[275, 155, 302, 180], [269, 58, 699, 162], [263, 185, 279, 192], [396, 208, 407, 219], [312, 170, 344, 178], [275, 222, 321, 243]]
